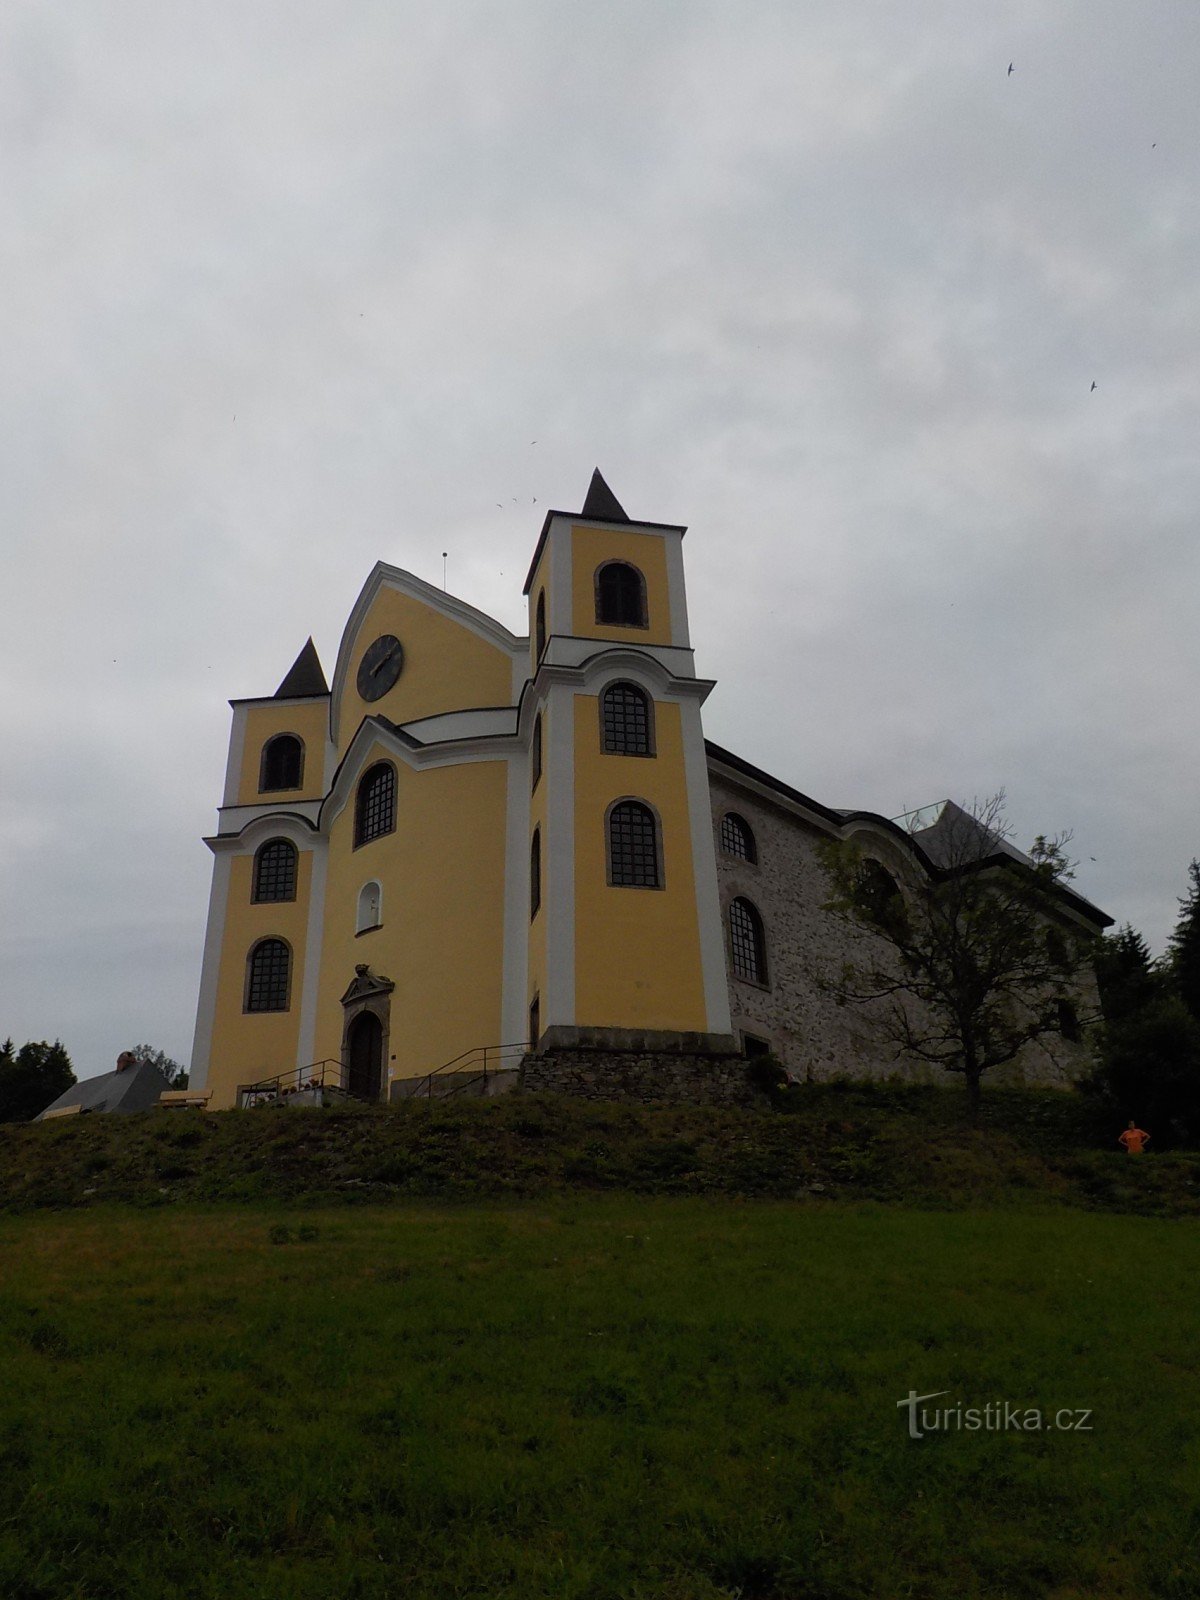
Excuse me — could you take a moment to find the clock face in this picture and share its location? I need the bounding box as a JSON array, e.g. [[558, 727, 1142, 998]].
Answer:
[[356, 634, 405, 701]]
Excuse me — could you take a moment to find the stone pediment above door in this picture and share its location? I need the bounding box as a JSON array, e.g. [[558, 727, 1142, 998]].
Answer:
[[340, 963, 396, 1005]]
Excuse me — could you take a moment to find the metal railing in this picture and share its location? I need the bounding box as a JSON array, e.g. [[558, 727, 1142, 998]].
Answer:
[[237, 1059, 355, 1109], [393, 1042, 529, 1101]]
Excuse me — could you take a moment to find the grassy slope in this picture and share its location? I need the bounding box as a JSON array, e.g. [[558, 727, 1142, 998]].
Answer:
[[2, 1199, 1198, 1600], [1, 1083, 1198, 1216]]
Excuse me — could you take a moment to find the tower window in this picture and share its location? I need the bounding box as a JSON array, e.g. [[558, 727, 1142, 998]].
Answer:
[[607, 800, 661, 888], [535, 590, 546, 661], [355, 763, 396, 848], [719, 812, 756, 862], [260, 734, 303, 792], [356, 881, 383, 933], [252, 838, 297, 903], [530, 828, 541, 918], [601, 682, 653, 756], [1057, 998, 1081, 1042], [595, 562, 647, 628], [729, 897, 768, 985], [245, 938, 291, 1012], [532, 713, 543, 791]]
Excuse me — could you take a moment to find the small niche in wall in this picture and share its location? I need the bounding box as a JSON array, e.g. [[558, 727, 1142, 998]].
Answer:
[[356, 881, 383, 934]]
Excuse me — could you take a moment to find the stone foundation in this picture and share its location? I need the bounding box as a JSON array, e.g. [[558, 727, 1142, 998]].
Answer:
[[518, 1045, 761, 1108]]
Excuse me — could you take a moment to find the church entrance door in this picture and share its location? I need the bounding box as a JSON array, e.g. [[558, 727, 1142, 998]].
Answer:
[[346, 1012, 383, 1101]]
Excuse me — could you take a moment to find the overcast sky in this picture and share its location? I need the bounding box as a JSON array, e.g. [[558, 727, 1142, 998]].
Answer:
[[2, 1, 1197, 1082]]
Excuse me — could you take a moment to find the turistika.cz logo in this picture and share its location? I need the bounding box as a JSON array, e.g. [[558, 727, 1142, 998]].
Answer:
[[897, 1390, 1093, 1440]]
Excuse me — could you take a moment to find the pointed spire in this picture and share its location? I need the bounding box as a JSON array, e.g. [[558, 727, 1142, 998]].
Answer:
[[580, 468, 630, 523], [274, 638, 329, 699]]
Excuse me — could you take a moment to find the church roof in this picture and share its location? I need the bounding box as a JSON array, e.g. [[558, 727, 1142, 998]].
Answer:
[[36, 1060, 172, 1120], [580, 468, 631, 523], [275, 638, 329, 699]]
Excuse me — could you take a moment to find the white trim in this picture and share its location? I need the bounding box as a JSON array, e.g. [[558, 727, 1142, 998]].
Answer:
[[188, 851, 233, 1091], [501, 749, 530, 1046], [209, 811, 321, 851], [682, 699, 733, 1034], [400, 706, 519, 743], [663, 529, 692, 650], [329, 563, 525, 746], [549, 518, 573, 638], [541, 636, 698, 681], [221, 705, 248, 807], [544, 681, 575, 1026], [296, 840, 329, 1068], [216, 799, 322, 836]]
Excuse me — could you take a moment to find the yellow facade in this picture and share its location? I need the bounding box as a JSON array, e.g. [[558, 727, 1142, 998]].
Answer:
[[191, 473, 731, 1108]]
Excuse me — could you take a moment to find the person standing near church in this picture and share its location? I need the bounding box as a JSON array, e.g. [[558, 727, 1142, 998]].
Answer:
[[1118, 1120, 1150, 1154]]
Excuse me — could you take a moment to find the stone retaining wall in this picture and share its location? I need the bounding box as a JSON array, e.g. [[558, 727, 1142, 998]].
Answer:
[[518, 1047, 762, 1108]]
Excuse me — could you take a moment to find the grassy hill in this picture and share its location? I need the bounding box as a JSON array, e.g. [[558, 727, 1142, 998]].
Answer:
[[2, 1082, 1196, 1216]]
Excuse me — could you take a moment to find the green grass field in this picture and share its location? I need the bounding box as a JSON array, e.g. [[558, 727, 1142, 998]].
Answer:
[[2, 1197, 1198, 1599]]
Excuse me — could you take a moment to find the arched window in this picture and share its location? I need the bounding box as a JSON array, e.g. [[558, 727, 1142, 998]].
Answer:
[[1046, 928, 1069, 969], [245, 938, 291, 1012], [719, 812, 756, 863], [1057, 998, 1081, 1043], [535, 591, 546, 661], [260, 734, 303, 792], [356, 881, 382, 933], [252, 838, 297, 903], [729, 898, 768, 985], [607, 800, 661, 888], [530, 828, 541, 918], [532, 713, 543, 791], [601, 682, 653, 756], [595, 562, 647, 628], [355, 762, 396, 847], [857, 859, 904, 930], [528, 995, 540, 1049]]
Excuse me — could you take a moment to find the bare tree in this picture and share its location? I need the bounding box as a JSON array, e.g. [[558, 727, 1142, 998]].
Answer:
[[821, 793, 1094, 1118]]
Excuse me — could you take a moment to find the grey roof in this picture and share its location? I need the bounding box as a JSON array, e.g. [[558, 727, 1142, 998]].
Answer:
[[580, 468, 630, 523], [909, 800, 1034, 871], [36, 1061, 172, 1120], [275, 637, 329, 699]]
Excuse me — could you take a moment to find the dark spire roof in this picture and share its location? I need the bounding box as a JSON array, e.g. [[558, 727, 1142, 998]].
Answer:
[[580, 468, 630, 523], [36, 1060, 172, 1119], [275, 638, 329, 699]]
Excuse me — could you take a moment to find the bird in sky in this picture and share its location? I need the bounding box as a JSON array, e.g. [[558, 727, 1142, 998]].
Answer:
[[1007, 62, 1014, 75], [1091, 381, 1097, 392]]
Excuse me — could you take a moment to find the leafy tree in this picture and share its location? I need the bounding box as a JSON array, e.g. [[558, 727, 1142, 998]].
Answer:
[[1168, 860, 1200, 1023], [128, 1044, 188, 1088], [0, 1039, 76, 1123], [821, 794, 1094, 1119], [1095, 924, 1164, 1025]]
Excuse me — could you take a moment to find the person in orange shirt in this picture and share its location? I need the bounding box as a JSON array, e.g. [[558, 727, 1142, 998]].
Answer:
[[1118, 1121, 1150, 1154]]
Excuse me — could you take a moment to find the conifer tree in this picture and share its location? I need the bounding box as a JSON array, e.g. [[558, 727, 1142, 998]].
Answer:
[[1095, 924, 1162, 1024], [1168, 860, 1200, 1022]]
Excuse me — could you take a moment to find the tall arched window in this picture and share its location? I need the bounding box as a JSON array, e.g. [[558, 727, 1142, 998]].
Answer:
[[719, 812, 756, 863], [532, 713, 543, 791], [595, 562, 647, 628], [355, 763, 396, 847], [535, 591, 546, 660], [260, 734, 303, 792], [1046, 928, 1069, 969], [245, 938, 291, 1012], [729, 898, 768, 985], [530, 828, 541, 918], [601, 682, 653, 756], [252, 838, 297, 903], [857, 860, 905, 932], [356, 881, 383, 933], [607, 800, 661, 887]]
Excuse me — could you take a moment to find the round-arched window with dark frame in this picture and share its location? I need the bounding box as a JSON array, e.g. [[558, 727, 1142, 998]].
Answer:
[[607, 799, 661, 887], [252, 838, 297, 903], [259, 734, 304, 792], [719, 812, 757, 863], [354, 762, 396, 848], [729, 897, 768, 985], [601, 681, 653, 756], [245, 937, 291, 1012], [595, 561, 647, 628]]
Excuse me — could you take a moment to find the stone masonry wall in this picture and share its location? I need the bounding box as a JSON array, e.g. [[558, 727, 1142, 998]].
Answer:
[[519, 1047, 761, 1108], [709, 773, 1096, 1090]]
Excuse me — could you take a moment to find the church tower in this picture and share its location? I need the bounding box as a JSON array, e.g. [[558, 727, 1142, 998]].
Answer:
[[523, 470, 731, 1052]]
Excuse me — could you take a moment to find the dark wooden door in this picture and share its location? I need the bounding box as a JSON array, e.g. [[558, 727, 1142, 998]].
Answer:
[[346, 1012, 383, 1101]]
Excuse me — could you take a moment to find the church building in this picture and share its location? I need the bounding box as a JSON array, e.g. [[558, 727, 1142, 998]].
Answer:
[[189, 472, 1109, 1109]]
